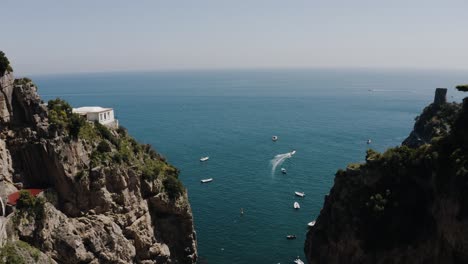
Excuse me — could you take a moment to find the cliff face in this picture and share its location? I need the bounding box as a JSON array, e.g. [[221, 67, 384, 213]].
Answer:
[[0, 69, 197, 263], [402, 88, 460, 148], [305, 89, 468, 264]]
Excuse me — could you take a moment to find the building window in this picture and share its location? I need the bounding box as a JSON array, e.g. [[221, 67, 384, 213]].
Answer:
[[100, 113, 103, 120]]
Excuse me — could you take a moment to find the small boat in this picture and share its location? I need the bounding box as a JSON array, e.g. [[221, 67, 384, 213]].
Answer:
[[201, 178, 213, 183], [290, 150, 296, 155], [272, 136, 278, 141], [281, 168, 287, 174], [294, 257, 304, 264], [200, 156, 209, 162], [286, 235, 296, 240], [367, 139, 371, 144], [308, 220, 316, 227], [294, 202, 300, 209], [295, 191, 305, 197]]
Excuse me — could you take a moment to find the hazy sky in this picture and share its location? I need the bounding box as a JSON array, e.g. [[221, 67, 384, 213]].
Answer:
[[3, 0, 468, 75]]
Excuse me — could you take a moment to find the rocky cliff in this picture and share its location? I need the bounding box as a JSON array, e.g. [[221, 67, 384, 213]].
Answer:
[[0, 55, 197, 263], [402, 88, 460, 148], [305, 89, 468, 263]]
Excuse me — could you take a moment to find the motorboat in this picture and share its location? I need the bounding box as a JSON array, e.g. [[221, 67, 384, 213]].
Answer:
[[294, 257, 305, 264], [286, 235, 296, 240], [201, 178, 213, 183], [200, 156, 209, 162], [295, 191, 305, 197], [272, 136, 278, 141], [290, 150, 296, 155], [308, 220, 316, 227], [367, 139, 372, 144], [294, 202, 300, 209], [281, 168, 287, 174]]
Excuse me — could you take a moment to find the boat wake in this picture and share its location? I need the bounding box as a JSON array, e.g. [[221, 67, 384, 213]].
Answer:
[[270, 150, 296, 175]]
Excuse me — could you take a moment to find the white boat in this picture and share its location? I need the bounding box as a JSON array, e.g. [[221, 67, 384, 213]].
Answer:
[[367, 139, 371, 144], [201, 178, 213, 183], [308, 220, 316, 227], [290, 150, 296, 155], [281, 168, 287, 174], [200, 156, 209, 162], [294, 257, 304, 264], [272, 136, 278, 141], [294, 202, 300, 209], [295, 191, 305, 197]]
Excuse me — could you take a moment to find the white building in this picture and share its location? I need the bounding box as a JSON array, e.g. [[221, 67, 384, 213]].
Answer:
[[72, 106, 118, 128]]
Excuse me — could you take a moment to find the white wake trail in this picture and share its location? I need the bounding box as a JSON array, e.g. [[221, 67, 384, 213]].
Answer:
[[270, 150, 296, 174]]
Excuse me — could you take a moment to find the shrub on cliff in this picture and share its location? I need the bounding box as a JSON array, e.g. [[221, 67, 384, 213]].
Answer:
[[15, 190, 45, 223], [163, 175, 184, 200], [97, 140, 112, 153], [47, 98, 85, 139], [14, 78, 33, 86], [0, 240, 42, 264], [456, 84, 468, 92], [0, 51, 13, 76], [69, 112, 86, 138], [95, 121, 120, 147]]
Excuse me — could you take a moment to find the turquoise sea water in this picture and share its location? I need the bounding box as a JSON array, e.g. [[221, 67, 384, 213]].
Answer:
[[33, 69, 467, 264]]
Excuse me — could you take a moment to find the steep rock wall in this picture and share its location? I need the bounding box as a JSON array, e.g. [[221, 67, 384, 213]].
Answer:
[[306, 90, 468, 264], [0, 70, 197, 263]]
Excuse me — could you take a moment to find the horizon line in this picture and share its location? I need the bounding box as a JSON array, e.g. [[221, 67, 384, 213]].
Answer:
[[17, 65, 468, 78]]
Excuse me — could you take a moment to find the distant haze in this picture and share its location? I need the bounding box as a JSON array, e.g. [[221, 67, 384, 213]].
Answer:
[[3, 0, 468, 75]]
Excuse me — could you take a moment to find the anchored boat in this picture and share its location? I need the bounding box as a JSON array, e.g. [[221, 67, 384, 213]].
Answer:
[[201, 178, 213, 183], [295, 191, 305, 197], [294, 257, 305, 264], [294, 202, 300, 209]]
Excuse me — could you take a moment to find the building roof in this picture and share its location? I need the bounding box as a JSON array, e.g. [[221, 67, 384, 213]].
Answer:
[[72, 106, 113, 114], [7, 189, 44, 206]]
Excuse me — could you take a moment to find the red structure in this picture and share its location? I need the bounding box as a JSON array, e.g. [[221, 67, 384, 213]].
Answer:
[[7, 189, 43, 206]]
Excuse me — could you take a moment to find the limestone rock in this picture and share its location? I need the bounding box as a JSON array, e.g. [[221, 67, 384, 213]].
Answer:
[[0, 67, 197, 263]]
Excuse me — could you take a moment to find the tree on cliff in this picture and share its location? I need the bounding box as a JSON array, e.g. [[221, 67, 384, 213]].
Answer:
[[0, 51, 13, 76], [456, 84, 468, 92], [47, 98, 85, 139]]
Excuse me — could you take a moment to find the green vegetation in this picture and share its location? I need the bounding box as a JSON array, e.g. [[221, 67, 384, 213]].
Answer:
[[163, 175, 184, 200], [0, 51, 13, 76], [366, 190, 392, 214], [46, 98, 186, 199], [13, 78, 33, 86], [15, 190, 45, 222], [345, 99, 468, 251], [97, 140, 112, 153], [456, 84, 468, 92], [77, 121, 99, 141], [0, 240, 43, 264], [47, 98, 85, 139], [141, 159, 163, 181], [95, 121, 120, 147]]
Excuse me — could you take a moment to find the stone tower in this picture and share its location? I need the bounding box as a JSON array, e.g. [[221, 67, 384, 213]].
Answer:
[[434, 88, 447, 106]]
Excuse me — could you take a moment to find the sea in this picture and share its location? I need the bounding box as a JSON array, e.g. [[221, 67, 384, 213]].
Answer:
[[32, 68, 468, 264]]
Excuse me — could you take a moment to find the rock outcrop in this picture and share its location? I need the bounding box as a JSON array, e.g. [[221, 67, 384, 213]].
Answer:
[[305, 89, 468, 264], [402, 88, 460, 148], [0, 57, 197, 263]]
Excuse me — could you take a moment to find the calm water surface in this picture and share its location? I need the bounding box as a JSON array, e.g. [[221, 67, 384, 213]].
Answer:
[[33, 69, 467, 263]]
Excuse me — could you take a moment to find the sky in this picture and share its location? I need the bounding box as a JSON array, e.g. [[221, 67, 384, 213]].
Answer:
[[2, 0, 468, 75]]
